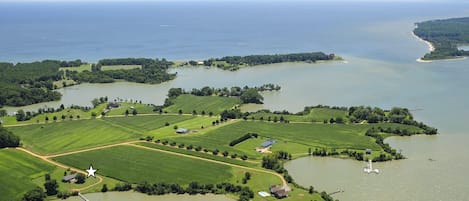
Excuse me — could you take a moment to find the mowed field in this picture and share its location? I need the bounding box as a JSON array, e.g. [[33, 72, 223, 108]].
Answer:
[[167, 121, 424, 160], [164, 94, 241, 115], [106, 102, 156, 116], [103, 115, 195, 132], [7, 119, 143, 154], [0, 149, 55, 201], [52, 145, 233, 185], [248, 108, 348, 123]]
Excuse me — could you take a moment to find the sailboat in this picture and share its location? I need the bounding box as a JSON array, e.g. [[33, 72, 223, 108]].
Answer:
[[363, 159, 379, 174]]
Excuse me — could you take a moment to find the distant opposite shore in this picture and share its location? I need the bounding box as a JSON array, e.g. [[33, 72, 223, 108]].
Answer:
[[413, 17, 469, 62]]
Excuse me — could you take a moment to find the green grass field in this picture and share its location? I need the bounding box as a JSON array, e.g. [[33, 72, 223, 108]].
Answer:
[[136, 142, 258, 168], [103, 115, 195, 132], [249, 108, 348, 123], [165, 121, 423, 160], [7, 119, 143, 154], [2, 103, 107, 126], [51, 145, 317, 201], [101, 65, 142, 71], [106, 102, 156, 116], [164, 94, 241, 115], [0, 149, 55, 201], [146, 115, 219, 138], [59, 64, 92, 73], [52, 145, 233, 185]]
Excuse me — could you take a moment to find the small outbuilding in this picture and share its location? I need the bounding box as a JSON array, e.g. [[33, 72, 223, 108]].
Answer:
[[365, 149, 372, 155], [176, 128, 189, 134], [62, 173, 77, 183], [261, 138, 276, 148], [107, 101, 120, 109]]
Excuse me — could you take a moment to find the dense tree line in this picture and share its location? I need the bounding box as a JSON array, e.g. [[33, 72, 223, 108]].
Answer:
[[203, 52, 334, 70], [414, 17, 469, 60], [365, 128, 405, 161], [68, 58, 176, 84], [0, 61, 62, 107], [0, 126, 20, 148], [296, 105, 348, 116], [164, 85, 276, 106], [134, 181, 254, 201], [261, 151, 291, 173], [59, 59, 85, 67], [229, 133, 258, 146]]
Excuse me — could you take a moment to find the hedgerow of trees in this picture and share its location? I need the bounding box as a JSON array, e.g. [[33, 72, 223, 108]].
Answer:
[[201, 52, 334, 70]]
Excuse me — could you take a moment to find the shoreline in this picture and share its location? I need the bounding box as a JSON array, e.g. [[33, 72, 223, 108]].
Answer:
[[412, 28, 436, 63]]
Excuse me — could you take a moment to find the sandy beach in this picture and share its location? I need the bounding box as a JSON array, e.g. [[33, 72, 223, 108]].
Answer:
[[412, 25, 437, 62]]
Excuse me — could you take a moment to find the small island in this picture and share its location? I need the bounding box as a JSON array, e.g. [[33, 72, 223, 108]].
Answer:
[[414, 17, 469, 61]]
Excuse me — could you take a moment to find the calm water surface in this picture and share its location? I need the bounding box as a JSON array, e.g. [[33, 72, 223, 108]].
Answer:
[[2, 1, 469, 201]]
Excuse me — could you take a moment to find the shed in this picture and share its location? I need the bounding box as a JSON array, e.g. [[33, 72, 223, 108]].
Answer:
[[261, 139, 276, 148], [176, 128, 189, 134], [107, 101, 120, 109], [365, 149, 372, 155], [62, 173, 77, 183]]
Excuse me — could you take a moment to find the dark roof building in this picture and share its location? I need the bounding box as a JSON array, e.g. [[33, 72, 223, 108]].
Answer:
[[270, 185, 289, 198], [261, 139, 276, 148], [176, 128, 189, 134], [365, 149, 372, 155], [62, 173, 77, 183]]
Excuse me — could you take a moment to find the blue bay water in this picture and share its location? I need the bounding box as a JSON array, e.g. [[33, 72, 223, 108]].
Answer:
[[2, 1, 469, 201]]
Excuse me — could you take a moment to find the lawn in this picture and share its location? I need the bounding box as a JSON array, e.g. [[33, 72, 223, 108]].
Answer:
[[0, 149, 55, 201], [52, 145, 233, 185], [2, 103, 107, 126], [101, 65, 142, 71], [103, 115, 195, 132], [7, 119, 143, 154], [249, 108, 348, 123], [106, 102, 156, 116], [164, 94, 241, 115], [146, 115, 219, 138], [135, 142, 258, 168]]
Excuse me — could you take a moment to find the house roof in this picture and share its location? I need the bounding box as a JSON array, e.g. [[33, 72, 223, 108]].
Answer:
[[270, 185, 289, 197], [62, 173, 77, 181], [176, 128, 189, 133], [261, 139, 276, 148]]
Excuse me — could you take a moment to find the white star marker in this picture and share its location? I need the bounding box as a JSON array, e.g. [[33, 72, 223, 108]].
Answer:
[[86, 164, 97, 177]]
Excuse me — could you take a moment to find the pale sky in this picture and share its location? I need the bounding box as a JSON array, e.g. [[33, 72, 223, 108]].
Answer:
[[0, 0, 458, 2]]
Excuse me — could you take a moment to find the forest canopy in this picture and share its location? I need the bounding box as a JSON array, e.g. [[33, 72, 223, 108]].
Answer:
[[414, 17, 469, 60]]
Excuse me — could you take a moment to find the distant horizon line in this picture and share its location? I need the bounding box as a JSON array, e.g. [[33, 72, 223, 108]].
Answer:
[[0, 0, 456, 3]]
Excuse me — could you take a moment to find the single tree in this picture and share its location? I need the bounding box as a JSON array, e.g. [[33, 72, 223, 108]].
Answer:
[[101, 184, 108, 192]]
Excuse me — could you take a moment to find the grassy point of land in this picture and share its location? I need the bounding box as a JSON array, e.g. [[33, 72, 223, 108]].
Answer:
[[164, 94, 241, 115]]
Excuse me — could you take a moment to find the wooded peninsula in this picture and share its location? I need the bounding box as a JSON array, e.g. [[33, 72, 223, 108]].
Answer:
[[414, 17, 469, 60], [0, 52, 334, 107]]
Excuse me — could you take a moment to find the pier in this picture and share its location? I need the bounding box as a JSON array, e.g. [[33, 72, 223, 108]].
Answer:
[[78, 193, 90, 201]]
